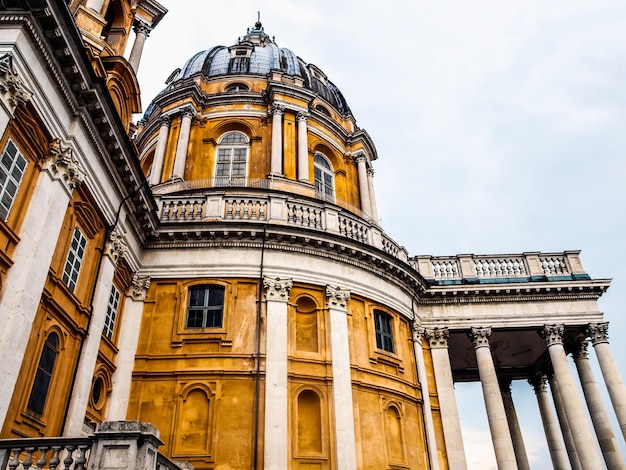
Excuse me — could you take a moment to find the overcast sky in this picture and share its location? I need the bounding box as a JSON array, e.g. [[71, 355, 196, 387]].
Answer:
[[134, 2, 626, 468]]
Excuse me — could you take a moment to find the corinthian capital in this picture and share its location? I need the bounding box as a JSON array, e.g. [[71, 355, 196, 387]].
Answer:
[[268, 104, 285, 116], [263, 276, 292, 300], [104, 226, 127, 265], [353, 153, 367, 165], [469, 326, 492, 349], [46, 139, 85, 190], [541, 324, 565, 347], [326, 285, 350, 308], [133, 21, 152, 37], [425, 327, 449, 349], [127, 274, 151, 301], [587, 322, 610, 345], [0, 53, 32, 107], [296, 111, 309, 122]]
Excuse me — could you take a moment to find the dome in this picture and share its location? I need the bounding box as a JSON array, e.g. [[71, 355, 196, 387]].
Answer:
[[165, 20, 351, 115]]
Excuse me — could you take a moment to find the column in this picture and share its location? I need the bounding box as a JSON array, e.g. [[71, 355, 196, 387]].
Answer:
[[528, 374, 569, 470], [269, 104, 284, 176], [128, 21, 151, 73], [587, 322, 626, 440], [541, 325, 603, 469], [412, 322, 440, 470], [354, 154, 371, 217], [572, 340, 625, 469], [148, 115, 171, 186], [469, 327, 516, 470], [263, 276, 292, 470], [64, 228, 128, 436], [548, 373, 582, 470], [171, 107, 195, 179], [107, 274, 151, 421], [326, 286, 357, 470], [425, 328, 467, 470], [85, 0, 105, 13], [0, 139, 84, 425], [296, 112, 309, 182], [499, 378, 530, 470], [366, 167, 378, 222]]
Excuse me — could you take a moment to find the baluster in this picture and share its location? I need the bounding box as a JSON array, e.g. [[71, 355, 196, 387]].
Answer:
[[49, 446, 61, 470], [36, 446, 48, 469], [175, 201, 183, 221], [8, 447, 21, 470], [260, 202, 266, 220], [243, 200, 250, 219], [226, 200, 233, 219], [63, 445, 76, 470], [23, 447, 35, 469], [75, 446, 88, 470]]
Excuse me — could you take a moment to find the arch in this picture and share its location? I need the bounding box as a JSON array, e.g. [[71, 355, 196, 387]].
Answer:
[[224, 82, 249, 93], [295, 295, 319, 353], [27, 331, 61, 415], [296, 389, 323, 455], [314, 152, 334, 199]]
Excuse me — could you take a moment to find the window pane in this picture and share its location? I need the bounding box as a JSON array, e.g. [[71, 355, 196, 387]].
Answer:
[[62, 228, 87, 292], [186, 286, 225, 328], [0, 141, 27, 221]]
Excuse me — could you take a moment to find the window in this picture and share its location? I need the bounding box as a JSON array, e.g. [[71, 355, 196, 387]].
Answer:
[[186, 285, 225, 328], [374, 310, 394, 353], [62, 227, 87, 292], [215, 131, 249, 185], [27, 332, 59, 415], [314, 153, 334, 199], [225, 82, 249, 93], [0, 140, 27, 220], [103, 285, 121, 340]]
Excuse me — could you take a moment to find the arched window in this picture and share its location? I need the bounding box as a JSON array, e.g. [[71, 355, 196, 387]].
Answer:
[[27, 332, 60, 415], [314, 153, 334, 199], [215, 131, 249, 186]]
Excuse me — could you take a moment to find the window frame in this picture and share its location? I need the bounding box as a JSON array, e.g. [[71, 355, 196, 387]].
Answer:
[[185, 285, 226, 329], [26, 332, 60, 416], [214, 131, 249, 185], [61, 226, 87, 293], [374, 310, 395, 354], [0, 139, 28, 221], [314, 152, 334, 200], [103, 284, 121, 340]]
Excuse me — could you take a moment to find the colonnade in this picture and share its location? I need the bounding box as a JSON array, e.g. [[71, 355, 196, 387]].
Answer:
[[425, 324, 626, 470]]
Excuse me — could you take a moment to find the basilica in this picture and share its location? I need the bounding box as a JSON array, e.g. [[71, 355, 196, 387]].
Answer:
[[0, 1, 624, 469]]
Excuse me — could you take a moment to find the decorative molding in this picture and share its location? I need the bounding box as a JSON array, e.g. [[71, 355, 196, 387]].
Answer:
[[424, 327, 449, 349], [104, 227, 128, 265], [469, 326, 492, 349], [587, 322, 610, 346], [541, 324, 564, 347], [127, 274, 151, 301], [0, 53, 33, 107], [46, 139, 85, 190], [325, 285, 350, 308], [263, 276, 292, 301]]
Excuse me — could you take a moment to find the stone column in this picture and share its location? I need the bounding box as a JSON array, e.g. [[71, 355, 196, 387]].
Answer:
[[171, 108, 195, 179], [587, 322, 626, 440], [107, 275, 151, 421], [354, 154, 371, 218], [263, 276, 292, 470], [499, 378, 530, 470], [412, 323, 440, 470], [366, 167, 378, 222], [85, 0, 105, 13], [548, 373, 583, 470], [326, 286, 357, 470], [541, 325, 603, 469], [128, 21, 151, 73], [296, 112, 309, 182], [469, 327, 517, 470], [0, 140, 84, 425], [529, 374, 570, 470], [64, 228, 128, 436], [572, 339, 625, 469], [425, 328, 467, 470], [148, 115, 170, 186], [89, 421, 162, 470], [269, 104, 284, 176]]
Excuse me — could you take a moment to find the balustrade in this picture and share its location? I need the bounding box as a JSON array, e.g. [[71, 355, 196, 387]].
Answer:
[[474, 257, 527, 278], [0, 437, 92, 470], [286, 202, 323, 229], [338, 214, 368, 243], [432, 260, 460, 279], [225, 198, 267, 221], [160, 198, 205, 222]]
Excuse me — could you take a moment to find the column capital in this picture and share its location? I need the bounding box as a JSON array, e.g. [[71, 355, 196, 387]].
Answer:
[[541, 324, 565, 347], [425, 327, 449, 348], [263, 276, 292, 301], [46, 139, 85, 190], [296, 111, 309, 122], [126, 274, 150, 301], [353, 153, 367, 165], [180, 107, 196, 120], [0, 53, 33, 108], [469, 326, 492, 349], [570, 339, 590, 360], [587, 322, 610, 345], [158, 114, 171, 127], [104, 227, 127, 265], [133, 20, 152, 37], [325, 285, 350, 308], [366, 166, 375, 177], [412, 319, 425, 343], [528, 373, 548, 394], [269, 103, 285, 116]]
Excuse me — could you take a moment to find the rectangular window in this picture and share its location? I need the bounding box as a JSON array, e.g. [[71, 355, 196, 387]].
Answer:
[[62, 227, 87, 292], [186, 285, 225, 329], [103, 285, 121, 340], [374, 310, 395, 353], [0, 140, 27, 220]]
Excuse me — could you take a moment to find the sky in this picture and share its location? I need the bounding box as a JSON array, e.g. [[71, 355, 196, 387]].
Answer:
[[133, 2, 626, 468]]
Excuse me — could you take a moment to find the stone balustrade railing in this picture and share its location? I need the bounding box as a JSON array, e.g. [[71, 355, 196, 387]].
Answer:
[[155, 191, 408, 262], [412, 251, 589, 284], [0, 437, 92, 469]]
